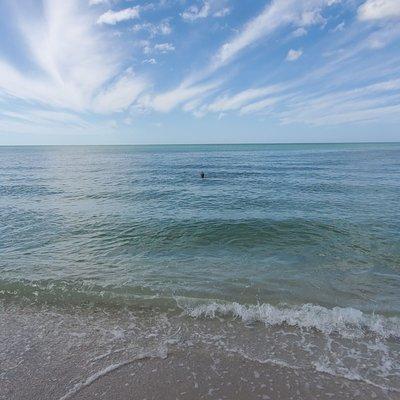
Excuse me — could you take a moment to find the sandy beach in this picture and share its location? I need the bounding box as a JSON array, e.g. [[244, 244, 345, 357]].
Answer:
[[1, 303, 398, 400]]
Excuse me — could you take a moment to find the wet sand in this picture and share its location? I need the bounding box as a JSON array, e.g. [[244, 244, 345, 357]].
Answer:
[[1, 304, 398, 400]]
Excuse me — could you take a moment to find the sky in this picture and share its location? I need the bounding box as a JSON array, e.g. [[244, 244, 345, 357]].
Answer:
[[0, 0, 399, 145]]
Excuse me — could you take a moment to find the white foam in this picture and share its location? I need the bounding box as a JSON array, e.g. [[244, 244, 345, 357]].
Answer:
[[229, 347, 302, 370], [313, 360, 400, 393], [176, 298, 400, 339], [59, 346, 168, 400]]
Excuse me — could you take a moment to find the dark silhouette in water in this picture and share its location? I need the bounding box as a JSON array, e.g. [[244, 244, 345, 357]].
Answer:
[[200, 171, 205, 179]]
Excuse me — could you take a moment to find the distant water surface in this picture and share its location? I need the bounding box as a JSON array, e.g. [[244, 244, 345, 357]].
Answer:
[[1, 143, 399, 314]]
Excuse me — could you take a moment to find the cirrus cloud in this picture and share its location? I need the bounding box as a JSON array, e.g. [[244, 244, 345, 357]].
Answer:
[[358, 0, 400, 21]]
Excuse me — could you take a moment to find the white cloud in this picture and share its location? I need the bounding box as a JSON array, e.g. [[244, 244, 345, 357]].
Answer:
[[182, 97, 206, 113], [278, 78, 400, 125], [97, 7, 140, 25], [211, 0, 337, 71], [292, 27, 308, 37], [208, 85, 284, 112], [144, 0, 343, 118], [146, 81, 221, 112], [140, 42, 175, 54], [2, 0, 399, 136], [142, 58, 157, 64], [92, 70, 148, 113], [0, 109, 90, 129], [0, 0, 147, 118], [182, 3, 210, 21], [213, 7, 230, 18], [286, 48, 303, 61], [240, 97, 279, 114], [132, 21, 172, 36], [154, 43, 175, 53], [283, 103, 400, 126], [331, 21, 345, 32], [365, 24, 400, 49], [358, 0, 400, 21], [3, 1, 118, 110], [182, 0, 230, 22], [89, 0, 108, 5], [142, 45, 152, 55]]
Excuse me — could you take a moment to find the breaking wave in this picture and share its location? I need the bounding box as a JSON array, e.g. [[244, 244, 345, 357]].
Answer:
[[176, 298, 400, 339]]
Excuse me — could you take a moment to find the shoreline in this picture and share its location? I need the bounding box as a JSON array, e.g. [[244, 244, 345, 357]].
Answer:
[[1, 303, 399, 400]]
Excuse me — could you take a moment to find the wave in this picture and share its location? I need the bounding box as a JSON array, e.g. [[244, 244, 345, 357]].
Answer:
[[176, 298, 400, 339], [130, 218, 349, 248], [2, 278, 400, 340], [3, 217, 351, 251]]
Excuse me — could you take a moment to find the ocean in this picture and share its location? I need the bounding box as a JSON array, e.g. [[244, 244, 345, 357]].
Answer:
[[1, 143, 400, 399]]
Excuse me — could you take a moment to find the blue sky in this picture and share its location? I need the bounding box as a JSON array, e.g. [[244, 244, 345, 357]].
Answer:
[[0, 0, 399, 144]]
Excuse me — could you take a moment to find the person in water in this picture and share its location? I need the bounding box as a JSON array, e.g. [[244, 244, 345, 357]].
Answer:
[[200, 171, 205, 179]]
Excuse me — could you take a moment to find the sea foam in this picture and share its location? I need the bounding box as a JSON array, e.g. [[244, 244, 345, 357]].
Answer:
[[176, 298, 400, 339]]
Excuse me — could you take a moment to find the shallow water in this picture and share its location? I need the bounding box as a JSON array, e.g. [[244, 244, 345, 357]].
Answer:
[[1, 143, 400, 395]]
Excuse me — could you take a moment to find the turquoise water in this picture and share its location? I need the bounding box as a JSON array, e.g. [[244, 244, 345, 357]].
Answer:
[[1, 143, 400, 315]]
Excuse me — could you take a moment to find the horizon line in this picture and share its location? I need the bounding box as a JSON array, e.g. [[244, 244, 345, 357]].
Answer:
[[0, 141, 399, 147]]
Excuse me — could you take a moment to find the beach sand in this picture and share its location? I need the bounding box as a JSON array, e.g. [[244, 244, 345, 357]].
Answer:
[[1, 304, 398, 400]]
